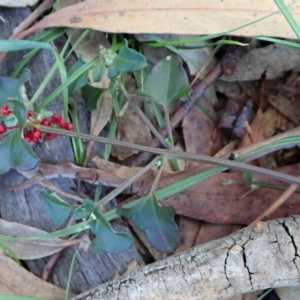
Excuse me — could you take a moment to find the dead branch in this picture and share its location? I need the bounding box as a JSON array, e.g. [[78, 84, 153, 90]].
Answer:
[[72, 215, 300, 300]]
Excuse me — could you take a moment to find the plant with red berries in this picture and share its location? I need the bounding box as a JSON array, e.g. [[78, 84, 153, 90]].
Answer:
[[0, 105, 73, 144]]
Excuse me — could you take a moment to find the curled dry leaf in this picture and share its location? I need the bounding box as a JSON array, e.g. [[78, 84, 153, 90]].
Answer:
[[111, 99, 152, 161], [83, 91, 113, 166], [0, 218, 74, 260], [0, 250, 75, 299]]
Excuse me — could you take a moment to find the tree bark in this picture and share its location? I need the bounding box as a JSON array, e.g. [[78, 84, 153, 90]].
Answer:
[[73, 216, 300, 300]]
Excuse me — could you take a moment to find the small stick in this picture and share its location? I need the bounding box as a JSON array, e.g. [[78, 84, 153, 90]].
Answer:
[[249, 175, 300, 226]]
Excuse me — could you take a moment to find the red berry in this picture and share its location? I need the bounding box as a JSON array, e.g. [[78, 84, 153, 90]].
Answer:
[[41, 118, 52, 126], [58, 119, 66, 128], [32, 137, 39, 143], [24, 133, 32, 143], [44, 133, 58, 141], [0, 105, 10, 116], [27, 111, 34, 119], [65, 123, 73, 131], [51, 113, 62, 124], [32, 129, 41, 139], [0, 125, 6, 134]]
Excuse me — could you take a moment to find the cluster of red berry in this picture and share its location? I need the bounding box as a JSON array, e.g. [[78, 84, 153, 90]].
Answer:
[[0, 105, 73, 144]]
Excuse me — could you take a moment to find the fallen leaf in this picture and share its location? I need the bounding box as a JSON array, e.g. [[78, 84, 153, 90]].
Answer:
[[195, 223, 240, 245], [111, 99, 152, 160], [0, 219, 72, 260], [83, 91, 113, 166], [221, 44, 300, 82], [269, 93, 300, 125], [161, 163, 300, 224], [24, 0, 300, 39], [174, 216, 201, 254], [0, 250, 75, 299], [182, 99, 221, 168]]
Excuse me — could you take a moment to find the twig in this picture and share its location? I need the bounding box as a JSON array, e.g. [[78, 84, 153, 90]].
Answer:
[[249, 175, 300, 226]]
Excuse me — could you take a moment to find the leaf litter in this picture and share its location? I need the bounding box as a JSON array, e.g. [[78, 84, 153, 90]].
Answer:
[[3, 1, 300, 299]]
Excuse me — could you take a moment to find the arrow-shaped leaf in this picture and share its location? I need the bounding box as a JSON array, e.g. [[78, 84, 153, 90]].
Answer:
[[0, 130, 39, 175], [90, 206, 133, 253], [40, 192, 74, 228], [108, 40, 147, 78], [117, 195, 178, 253], [136, 54, 190, 107], [0, 69, 30, 106]]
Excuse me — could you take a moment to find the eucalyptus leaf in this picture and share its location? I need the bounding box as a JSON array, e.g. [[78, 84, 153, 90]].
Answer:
[[108, 40, 147, 78], [90, 207, 132, 253], [136, 54, 190, 107], [40, 191, 73, 228], [0, 130, 39, 175], [117, 194, 178, 253]]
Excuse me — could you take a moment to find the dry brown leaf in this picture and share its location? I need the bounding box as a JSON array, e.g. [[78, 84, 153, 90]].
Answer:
[[221, 44, 300, 82], [195, 223, 240, 245], [0, 219, 72, 260], [182, 100, 221, 168], [161, 163, 300, 224], [0, 250, 75, 299], [111, 100, 152, 161], [27, 0, 300, 38], [174, 216, 201, 254], [269, 93, 300, 125], [83, 91, 113, 166]]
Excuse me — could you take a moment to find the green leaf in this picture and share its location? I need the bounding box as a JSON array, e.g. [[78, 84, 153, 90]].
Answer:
[[73, 199, 95, 220], [40, 191, 73, 228], [81, 84, 105, 110], [117, 195, 178, 253], [67, 59, 89, 96], [136, 54, 190, 107], [0, 39, 52, 52], [0, 69, 30, 106], [92, 62, 105, 82], [108, 40, 147, 78], [3, 115, 18, 128], [0, 130, 39, 175], [90, 207, 132, 253], [9, 99, 27, 129]]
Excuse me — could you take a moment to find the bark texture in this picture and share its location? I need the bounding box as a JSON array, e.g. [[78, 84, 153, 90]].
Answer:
[[73, 216, 300, 300]]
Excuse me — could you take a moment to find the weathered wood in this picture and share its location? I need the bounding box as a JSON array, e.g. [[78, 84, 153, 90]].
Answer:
[[73, 216, 300, 300], [0, 7, 144, 295]]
